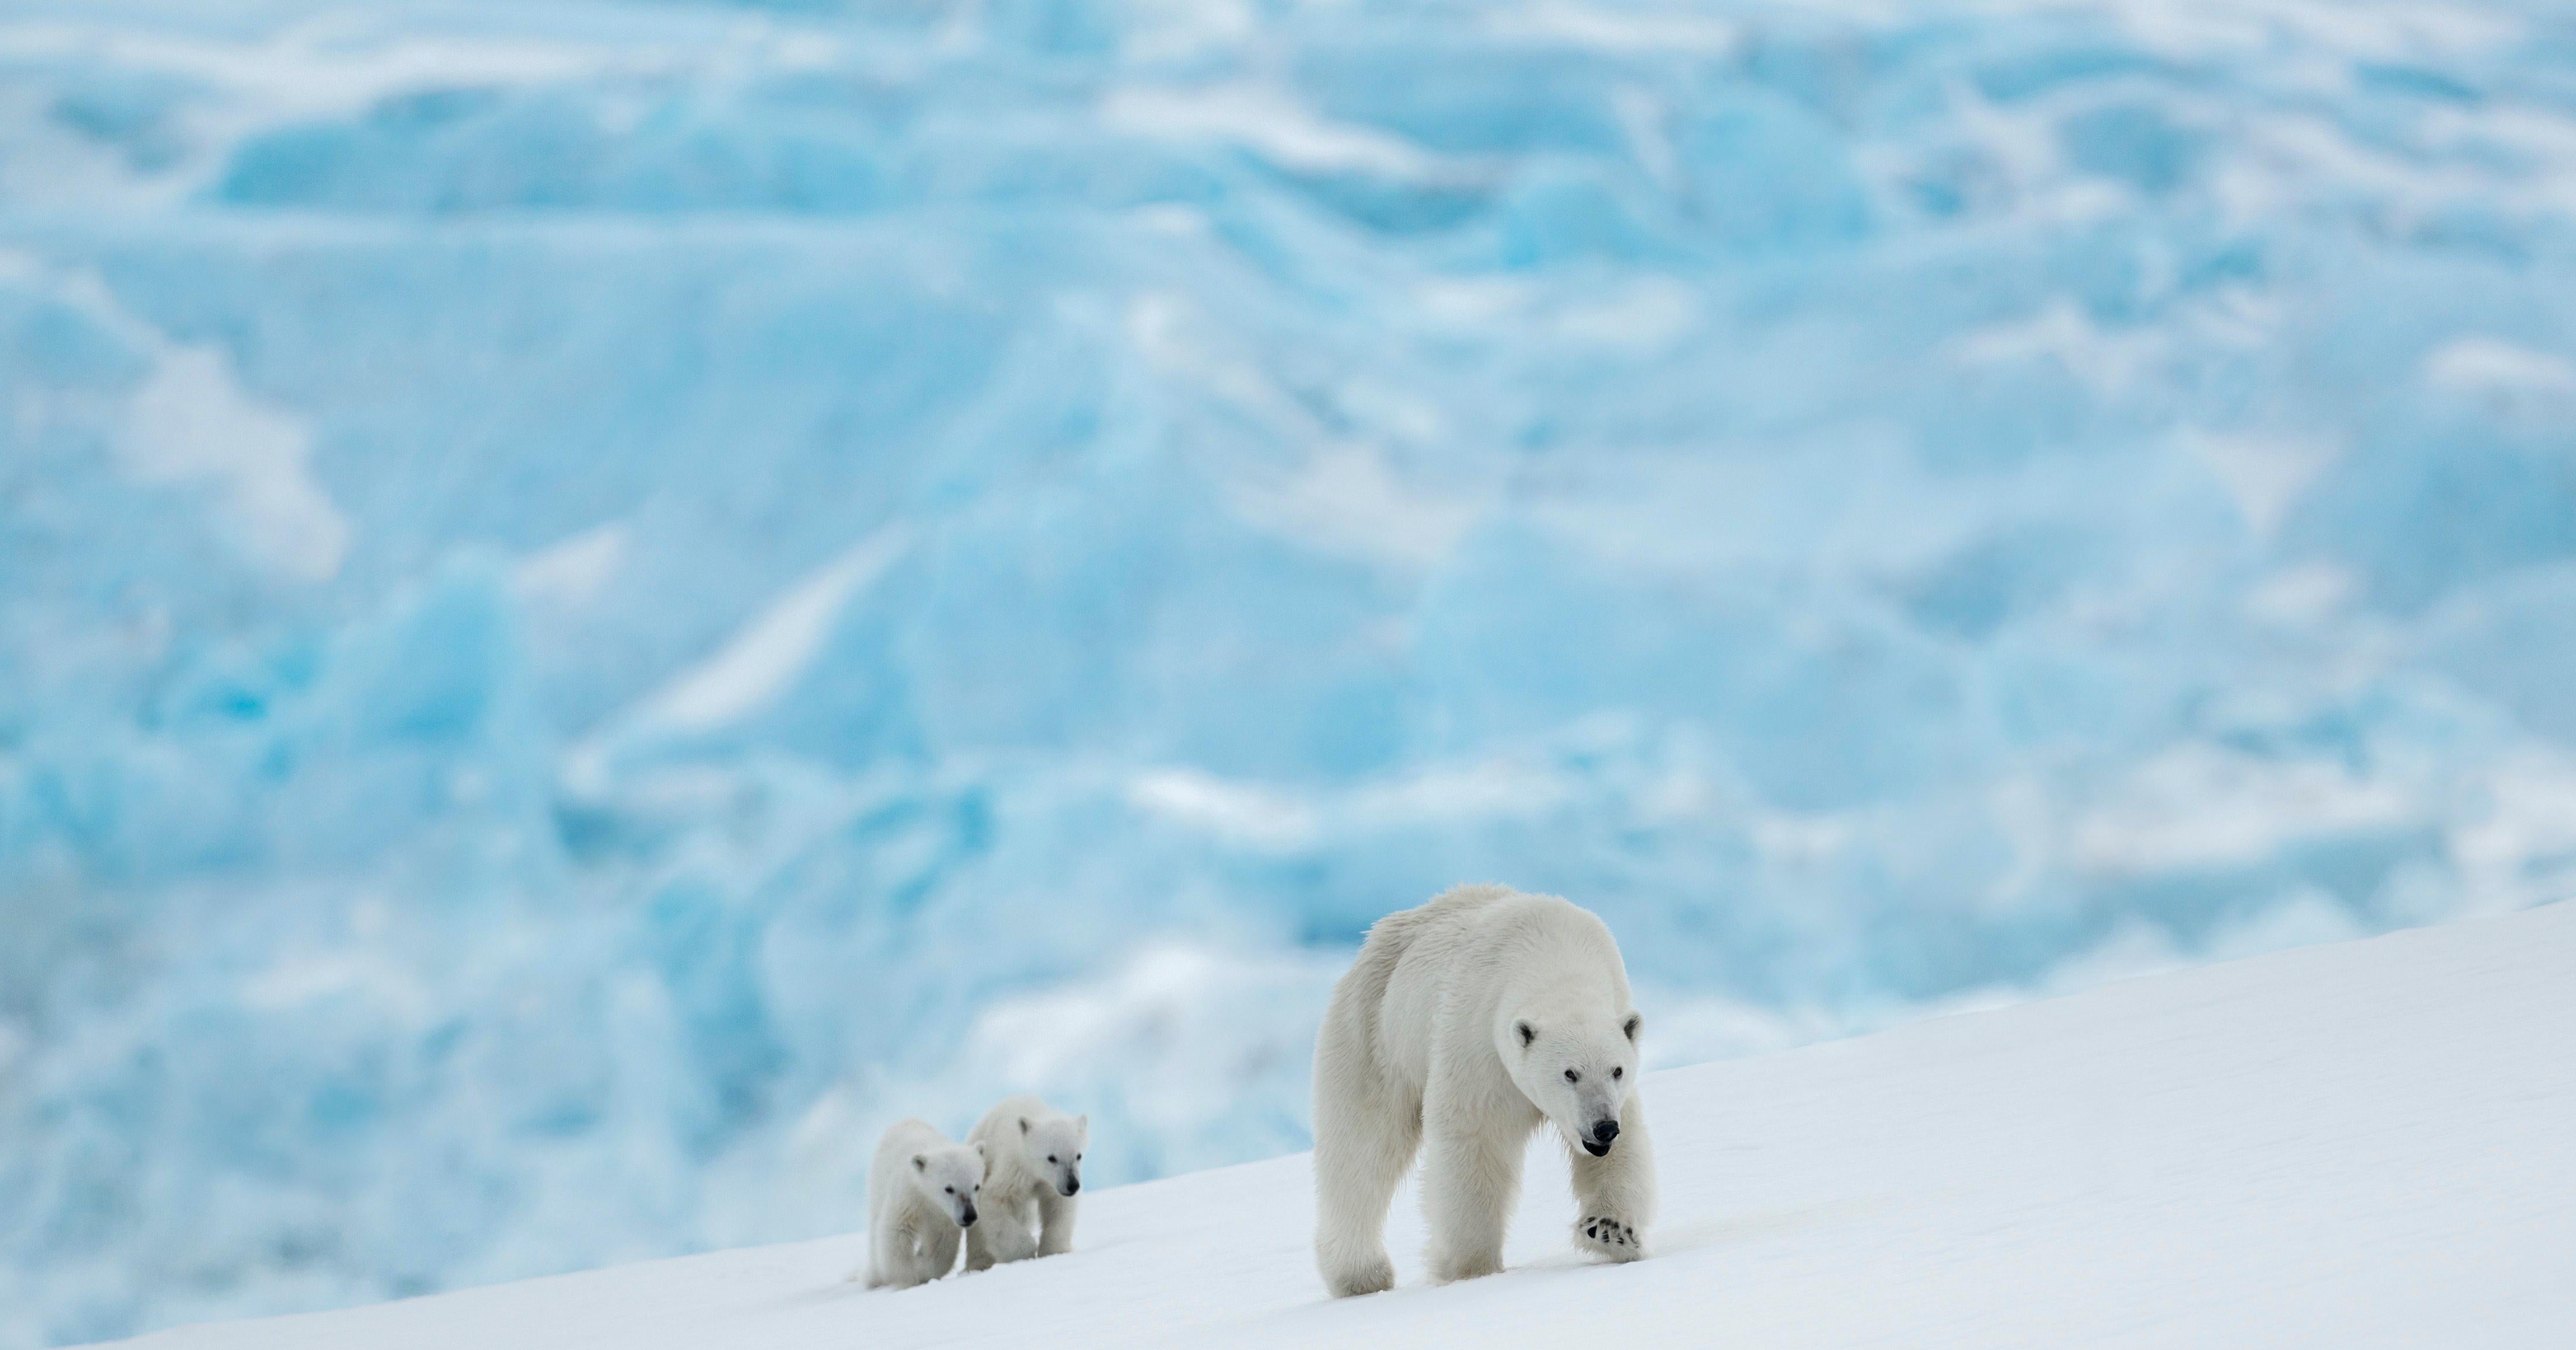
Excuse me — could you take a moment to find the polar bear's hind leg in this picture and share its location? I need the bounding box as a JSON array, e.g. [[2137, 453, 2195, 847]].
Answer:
[[1312, 1050, 1420, 1295]]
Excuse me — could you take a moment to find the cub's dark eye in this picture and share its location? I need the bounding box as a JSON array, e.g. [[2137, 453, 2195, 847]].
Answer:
[[944, 1186, 954, 1194], [1047, 1155, 1058, 1164], [1612, 1067, 1623, 1080], [1564, 1069, 1580, 1083]]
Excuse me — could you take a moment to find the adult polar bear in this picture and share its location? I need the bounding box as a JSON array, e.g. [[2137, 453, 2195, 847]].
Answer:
[[1313, 885, 1654, 1297]]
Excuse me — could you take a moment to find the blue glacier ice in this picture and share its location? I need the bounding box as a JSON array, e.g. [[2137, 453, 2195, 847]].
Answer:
[[7, 0, 2576, 1342]]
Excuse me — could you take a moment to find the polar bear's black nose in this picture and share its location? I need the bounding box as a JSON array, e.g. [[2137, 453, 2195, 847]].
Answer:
[[1590, 1119, 1620, 1146], [958, 1204, 977, 1227], [1061, 1177, 1080, 1197]]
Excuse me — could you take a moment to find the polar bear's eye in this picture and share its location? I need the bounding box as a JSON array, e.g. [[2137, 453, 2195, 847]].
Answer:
[[1564, 1069, 1580, 1083], [1612, 1067, 1623, 1080], [944, 1186, 955, 1194], [1047, 1155, 1058, 1164]]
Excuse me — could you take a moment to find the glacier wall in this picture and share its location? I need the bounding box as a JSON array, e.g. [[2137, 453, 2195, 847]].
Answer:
[[6, 0, 2576, 1342]]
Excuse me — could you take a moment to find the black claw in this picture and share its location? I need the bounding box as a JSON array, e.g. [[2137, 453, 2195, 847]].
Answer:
[[1581, 1216, 1635, 1248]]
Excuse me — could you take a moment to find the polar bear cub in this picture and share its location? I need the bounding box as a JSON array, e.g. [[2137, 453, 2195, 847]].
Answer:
[[1312, 883, 1655, 1297], [864, 1119, 985, 1289], [963, 1094, 1088, 1271]]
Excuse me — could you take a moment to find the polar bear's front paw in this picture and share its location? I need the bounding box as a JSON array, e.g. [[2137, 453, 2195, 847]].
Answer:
[[1576, 1216, 1645, 1261]]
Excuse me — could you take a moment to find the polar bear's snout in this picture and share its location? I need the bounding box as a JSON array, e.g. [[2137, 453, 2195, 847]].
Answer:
[[955, 1200, 978, 1228], [1560, 1076, 1630, 1156], [1046, 1150, 1083, 1198]]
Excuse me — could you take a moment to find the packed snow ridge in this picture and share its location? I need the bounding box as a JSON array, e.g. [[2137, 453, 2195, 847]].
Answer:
[[100, 902, 2576, 1350]]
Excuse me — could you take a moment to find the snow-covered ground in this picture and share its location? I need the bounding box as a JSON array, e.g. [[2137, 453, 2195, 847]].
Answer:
[[100, 900, 2576, 1350]]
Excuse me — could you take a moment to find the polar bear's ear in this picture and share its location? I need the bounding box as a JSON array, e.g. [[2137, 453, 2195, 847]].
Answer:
[[972, 1140, 988, 1161], [1623, 1012, 1643, 1043], [912, 1154, 927, 1171], [1515, 1020, 1536, 1049], [1019, 1117, 1031, 1135]]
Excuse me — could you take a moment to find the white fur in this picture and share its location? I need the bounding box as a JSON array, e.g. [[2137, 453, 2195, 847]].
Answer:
[[862, 1119, 986, 1289], [963, 1094, 1089, 1271], [1311, 884, 1656, 1297]]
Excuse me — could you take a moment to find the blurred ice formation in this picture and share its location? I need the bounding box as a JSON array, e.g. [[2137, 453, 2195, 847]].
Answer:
[[5, 0, 2576, 1342]]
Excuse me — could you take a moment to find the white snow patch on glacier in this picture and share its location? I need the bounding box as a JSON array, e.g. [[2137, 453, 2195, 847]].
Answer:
[[118, 346, 350, 583], [1102, 84, 1446, 178], [621, 529, 912, 738]]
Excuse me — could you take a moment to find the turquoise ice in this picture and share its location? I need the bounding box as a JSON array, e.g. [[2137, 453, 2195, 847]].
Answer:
[[5, 0, 2576, 1344]]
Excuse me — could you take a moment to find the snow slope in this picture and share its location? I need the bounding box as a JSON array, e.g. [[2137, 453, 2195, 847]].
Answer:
[[100, 901, 2576, 1350]]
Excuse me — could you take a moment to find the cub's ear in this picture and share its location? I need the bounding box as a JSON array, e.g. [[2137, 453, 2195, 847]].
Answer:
[[1075, 1113, 1089, 1139], [1019, 1117, 1031, 1135], [1623, 1012, 1643, 1043], [972, 1140, 988, 1161], [1515, 1020, 1536, 1049], [912, 1154, 927, 1171]]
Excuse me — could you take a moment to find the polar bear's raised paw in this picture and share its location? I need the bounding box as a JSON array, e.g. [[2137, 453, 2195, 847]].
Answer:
[[1577, 1216, 1643, 1260]]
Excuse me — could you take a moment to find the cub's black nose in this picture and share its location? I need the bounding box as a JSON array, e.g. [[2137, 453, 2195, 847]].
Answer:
[[958, 1205, 978, 1228], [1590, 1119, 1620, 1146], [1062, 1177, 1080, 1196]]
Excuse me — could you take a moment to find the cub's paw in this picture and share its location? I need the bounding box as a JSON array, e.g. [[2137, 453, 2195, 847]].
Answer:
[[1575, 1216, 1645, 1262]]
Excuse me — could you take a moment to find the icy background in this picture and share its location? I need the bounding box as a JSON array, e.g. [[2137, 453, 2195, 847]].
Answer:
[[6, 0, 2576, 1342]]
